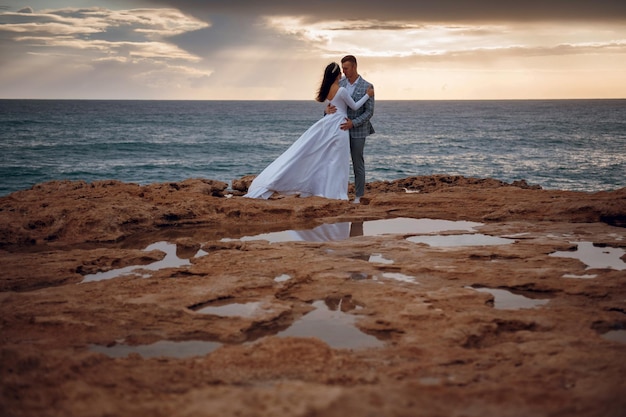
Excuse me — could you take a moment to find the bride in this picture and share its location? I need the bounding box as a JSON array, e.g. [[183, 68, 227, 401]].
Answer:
[[244, 62, 374, 201]]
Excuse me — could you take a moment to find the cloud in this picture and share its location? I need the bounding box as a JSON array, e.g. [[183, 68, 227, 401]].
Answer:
[[0, 6, 213, 97], [129, 0, 626, 23], [0, 7, 209, 39], [1, 2, 624, 99], [263, 17, 626, 61], [422, 40, 626, 62], [118, 1, 626, 72]]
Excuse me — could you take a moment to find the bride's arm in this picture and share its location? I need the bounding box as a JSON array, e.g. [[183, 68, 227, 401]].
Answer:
[[339, 86, 374, 110]]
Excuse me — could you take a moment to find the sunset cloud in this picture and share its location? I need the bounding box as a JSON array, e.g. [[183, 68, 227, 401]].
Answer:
[[0, 7, 209, 49], [137, 0, 626, 23], [0, 1, 624, 99], [0, 6, 212, 98]]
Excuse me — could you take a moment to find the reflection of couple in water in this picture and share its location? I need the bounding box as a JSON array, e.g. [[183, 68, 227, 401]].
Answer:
[[349, 221, 363, 237], [245, 55, 375, 204], [324, 294, 358, 312], [289, 221, 363, 242]]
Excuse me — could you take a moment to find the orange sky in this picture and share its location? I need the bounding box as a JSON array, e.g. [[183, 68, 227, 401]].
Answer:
[[1, 1, 625, 99]]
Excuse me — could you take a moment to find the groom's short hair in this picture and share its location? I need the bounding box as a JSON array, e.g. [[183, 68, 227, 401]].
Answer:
[[341, 55, 357, 66]]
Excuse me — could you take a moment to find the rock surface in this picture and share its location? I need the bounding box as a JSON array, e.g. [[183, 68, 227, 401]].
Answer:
[[1, 175, 625, 417]]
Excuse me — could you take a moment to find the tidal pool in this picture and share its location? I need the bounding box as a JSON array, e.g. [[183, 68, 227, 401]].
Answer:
[[82, 241, 191, 282], [369, 254, 394, 264], [562, 274, 598, 279], [359, 218, 482, 236], [189, 297, 383, 349], [274, 274, 292, 282], [469, 287, 550, 310], [90, 340, 221, 358], [550, 242, 626, 270], [194, 301, 266, 318], [381, 272, 418, 284], [222, 217, 483, 243], [276, 300, 384, 349], [407, 234, 515, 247], [602, 330, 626, 344]]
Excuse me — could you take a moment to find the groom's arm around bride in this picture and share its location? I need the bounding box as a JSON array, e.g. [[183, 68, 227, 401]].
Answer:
[[328, 55, 375, 203]]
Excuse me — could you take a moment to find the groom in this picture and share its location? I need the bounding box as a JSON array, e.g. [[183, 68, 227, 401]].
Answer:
[[326, 55, 375, 204]]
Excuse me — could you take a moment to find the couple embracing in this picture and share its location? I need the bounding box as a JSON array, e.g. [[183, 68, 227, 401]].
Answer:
[[245, 55, 375, 204]]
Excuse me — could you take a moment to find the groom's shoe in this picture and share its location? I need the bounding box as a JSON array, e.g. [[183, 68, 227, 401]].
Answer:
[[352, 196, 361, 204]]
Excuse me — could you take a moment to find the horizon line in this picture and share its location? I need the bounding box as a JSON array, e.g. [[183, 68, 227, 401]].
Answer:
[[1, 97, 625, 101]]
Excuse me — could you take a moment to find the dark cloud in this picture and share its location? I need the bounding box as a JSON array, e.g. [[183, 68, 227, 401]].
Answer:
[[1, 2, 624, 99], [0, 7, 210, 84], [128, 0, 626, 23], [169, 14, 288, 56]]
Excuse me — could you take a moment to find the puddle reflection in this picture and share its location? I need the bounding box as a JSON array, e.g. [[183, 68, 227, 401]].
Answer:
[[276, 298, 384, 349], [470, 287, 550, 310], [361, 218, 481, 236], [194, 301, 265, 318], [195, 248, 209, 257], [222, 222, 351, 243], [369, 254, 394, 264], [223, 218, 483, 244], [550, 242, 626, 270], [90, 340, 221, 358], [407, 234, 514, 247], [381, 272, 418, 284], [562, 274, 598, 279], [602, 330, 626, 344], [274, 274, 292, 283], [82, 242, 191, 282]]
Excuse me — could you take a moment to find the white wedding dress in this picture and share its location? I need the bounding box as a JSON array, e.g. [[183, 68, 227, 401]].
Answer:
[[245, 87, 370, 200]]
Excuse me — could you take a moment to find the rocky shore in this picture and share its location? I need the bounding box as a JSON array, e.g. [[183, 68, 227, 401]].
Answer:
[[1, 175, 625, 417]]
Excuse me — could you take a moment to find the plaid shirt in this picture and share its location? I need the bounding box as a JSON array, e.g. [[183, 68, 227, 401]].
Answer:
[[340, 76, 375, 139]]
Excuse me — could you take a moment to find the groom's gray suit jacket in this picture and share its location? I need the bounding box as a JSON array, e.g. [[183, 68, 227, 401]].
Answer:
[[340, 76, 375, 139]]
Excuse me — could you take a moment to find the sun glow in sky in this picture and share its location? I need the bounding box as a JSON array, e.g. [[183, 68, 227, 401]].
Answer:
[[1, 0, 625, 100]]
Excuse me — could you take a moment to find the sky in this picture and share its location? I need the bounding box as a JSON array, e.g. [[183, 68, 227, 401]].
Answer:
[[1, 0, 625, 100]]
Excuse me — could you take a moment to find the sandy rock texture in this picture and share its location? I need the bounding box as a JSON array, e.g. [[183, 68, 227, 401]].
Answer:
[[1, 175, 625, 417]]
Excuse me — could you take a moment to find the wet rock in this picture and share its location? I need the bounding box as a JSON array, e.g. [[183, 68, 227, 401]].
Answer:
[[0, 175, 625, 417]]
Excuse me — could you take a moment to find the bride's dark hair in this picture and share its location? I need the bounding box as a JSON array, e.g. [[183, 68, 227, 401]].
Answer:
[[316, 62, 341, 102]]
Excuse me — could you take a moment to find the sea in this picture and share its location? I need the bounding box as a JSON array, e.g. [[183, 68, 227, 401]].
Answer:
[[1, 99, 624, 197]]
